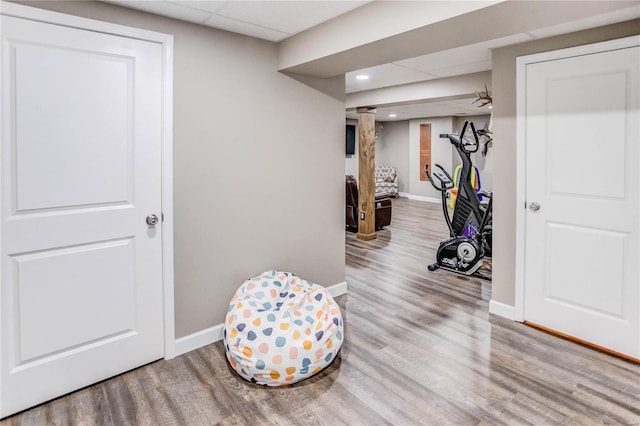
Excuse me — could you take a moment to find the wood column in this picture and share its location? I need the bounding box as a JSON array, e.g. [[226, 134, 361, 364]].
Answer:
[[357, 107, 376, 241]]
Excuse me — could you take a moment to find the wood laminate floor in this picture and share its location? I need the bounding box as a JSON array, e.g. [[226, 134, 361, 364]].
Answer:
[[3, 198, 639, 425]]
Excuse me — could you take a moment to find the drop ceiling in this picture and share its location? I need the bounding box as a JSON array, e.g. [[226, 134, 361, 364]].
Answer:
[[104, 0, 370, 42], [103, 1, 640, 121]]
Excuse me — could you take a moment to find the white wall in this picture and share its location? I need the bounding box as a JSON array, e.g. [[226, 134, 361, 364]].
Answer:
[[19, 0, 347, 339], [375, 121, 409, 193], [409, 117, 453, 199]]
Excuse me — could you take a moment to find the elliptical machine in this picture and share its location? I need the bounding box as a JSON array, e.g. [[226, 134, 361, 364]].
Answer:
[[425, 121, 492, 281]]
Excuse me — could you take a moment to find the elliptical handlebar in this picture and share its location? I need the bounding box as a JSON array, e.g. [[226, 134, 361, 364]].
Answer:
[[425, 163, 454, 192], [439, 121, 480, 154]]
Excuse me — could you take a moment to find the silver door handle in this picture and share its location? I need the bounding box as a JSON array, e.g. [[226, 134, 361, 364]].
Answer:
[[529, 202, 541, 212], [146, 214, 159, 226]]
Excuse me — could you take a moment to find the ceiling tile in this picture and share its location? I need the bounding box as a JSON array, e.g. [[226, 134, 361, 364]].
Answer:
[[428, 60, 492, 78], [215, 1, 368, 35], [345, 63, 437, 93], [104, 0, 211, 24], [175, 1, 229, 14], [203, 14, 289, 41], [395, 45, 490, 73]]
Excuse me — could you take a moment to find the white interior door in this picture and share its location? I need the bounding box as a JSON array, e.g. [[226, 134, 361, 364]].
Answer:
[[1, 15, 165, 417], [523, 43, 639, 358]]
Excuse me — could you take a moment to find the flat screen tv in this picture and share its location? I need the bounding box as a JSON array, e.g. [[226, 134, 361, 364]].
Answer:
[[346, 124, 356, 155]]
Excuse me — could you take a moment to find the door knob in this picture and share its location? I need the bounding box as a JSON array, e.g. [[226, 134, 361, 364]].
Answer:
[[529, 202, 541, 212], [146, 214, 159, 226]]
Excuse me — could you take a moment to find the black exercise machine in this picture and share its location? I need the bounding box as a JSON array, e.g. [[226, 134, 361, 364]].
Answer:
[[424, 121, 492, 281]]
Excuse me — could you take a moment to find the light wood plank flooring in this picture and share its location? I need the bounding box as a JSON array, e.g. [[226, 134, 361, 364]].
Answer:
[[3, 198, 639, 425]]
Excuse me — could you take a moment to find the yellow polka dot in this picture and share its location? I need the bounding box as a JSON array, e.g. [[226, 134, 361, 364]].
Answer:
[[242, 347, 252, 358], [292, 330, 301, 340], [312, 367, 322, 375], [252, 318, 261, 326], [230, 328, 238, 338], [315, 321, 323, 331], [280, 323, 290, 331], [270, 370, 280, 379], [286, 366, 296, 375], [326, 338, 333, 349], [316, 310, 324, 319], [237, 302, 243, 308], [303, 340, 312, 350], [285, 375, 294, 382]]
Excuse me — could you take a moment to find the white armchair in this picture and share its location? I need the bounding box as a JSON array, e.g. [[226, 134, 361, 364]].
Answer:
[[375, 166, 398, 198]]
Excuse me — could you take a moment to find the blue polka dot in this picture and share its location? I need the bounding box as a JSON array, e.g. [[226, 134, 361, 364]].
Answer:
[[333, 317, 340, 326], [267, 313, 276, 322], [263, 327, 273, 336], [247, 331, 257, 341], [315, 293, 323, 301], [315, 330, 324, 341], [305, 305, 314, 311], [263, 302, 272, 310], [256, 359, 265, 370], [302, 358, 311, 368], [299, 367, 308, 374], [237, 323, 246, 332], [275, 337, 286, 347], [293, 319, 303, 326], [336, 331, 342, 341], [305, 316, 314, 324], [280, 292, 288, 298], [255, 291, 265, 299], [324, 353, 333, 362]]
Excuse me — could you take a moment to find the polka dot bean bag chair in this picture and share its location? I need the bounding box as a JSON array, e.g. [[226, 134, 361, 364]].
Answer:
[[223, 270, 343, 386]]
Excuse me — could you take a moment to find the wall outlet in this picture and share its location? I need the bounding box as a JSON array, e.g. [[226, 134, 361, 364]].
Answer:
[[360, 212, 365, 220]]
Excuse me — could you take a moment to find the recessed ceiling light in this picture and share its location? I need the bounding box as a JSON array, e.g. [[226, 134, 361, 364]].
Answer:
[[355, 74, 369, 80], [388, 113, 397, 118]]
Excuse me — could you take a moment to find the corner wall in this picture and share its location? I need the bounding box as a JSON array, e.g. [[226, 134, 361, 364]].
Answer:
[[491, 19, 640, 307], [16, 0, 347, 339]]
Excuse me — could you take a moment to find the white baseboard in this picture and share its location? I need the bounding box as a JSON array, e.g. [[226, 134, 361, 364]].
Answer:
[[327, 280, 348, 298], [173, 280, 348, 357], [398, 192, 410, 198], [407, 194, 441, 204], [489, 300, 517, 321], [174, 323, 225, 357]]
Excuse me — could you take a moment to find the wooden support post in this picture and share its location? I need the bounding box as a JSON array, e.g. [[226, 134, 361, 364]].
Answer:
[[356, 107, 376, 241]]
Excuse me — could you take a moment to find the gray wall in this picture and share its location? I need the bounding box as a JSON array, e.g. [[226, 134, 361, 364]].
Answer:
[[17, 1, 347, 338], [491, 19, 640, 306], [376, 121, 409, 193]]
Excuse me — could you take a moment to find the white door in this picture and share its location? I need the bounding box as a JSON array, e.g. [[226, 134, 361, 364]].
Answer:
[[1, 16, 164, 417], [523, 43, 639, 358]]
